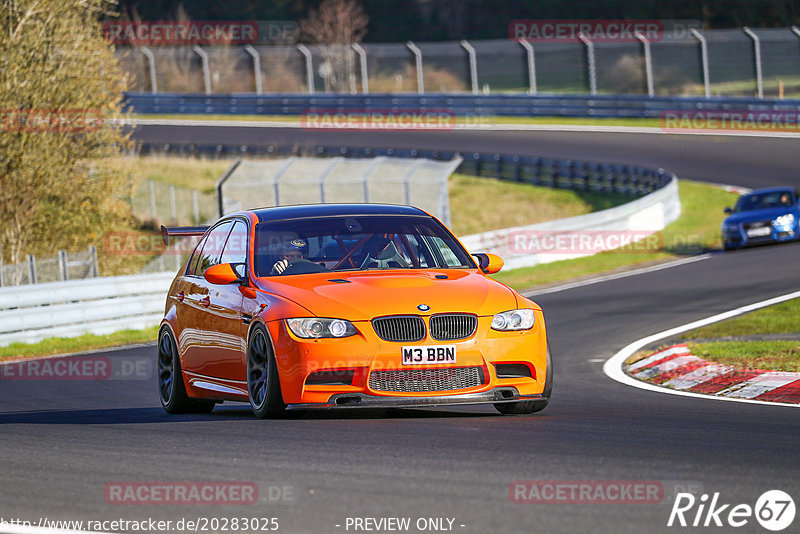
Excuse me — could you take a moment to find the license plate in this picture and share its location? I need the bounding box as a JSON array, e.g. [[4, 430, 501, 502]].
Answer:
[[402, 345, 456, 365], [746, 227, 771, 237]]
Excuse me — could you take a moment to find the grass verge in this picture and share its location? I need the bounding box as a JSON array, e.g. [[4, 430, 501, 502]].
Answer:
[[0, 327, 158, 362], [686, 340, 800, 372], [448, 174, 628, 236], [672, 297, 800, 372], [681, 297, 800, 338], [492, 179, 738, 289]]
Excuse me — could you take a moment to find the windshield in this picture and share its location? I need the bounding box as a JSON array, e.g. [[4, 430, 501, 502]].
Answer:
[[734, 191, 794, 212], [254, 215, 476, 277]]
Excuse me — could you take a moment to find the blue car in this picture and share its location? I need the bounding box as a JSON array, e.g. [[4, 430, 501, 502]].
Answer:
[[722, 187, 800, 250]]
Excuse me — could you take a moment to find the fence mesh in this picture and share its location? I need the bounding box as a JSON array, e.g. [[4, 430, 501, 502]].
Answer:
[[220, 156, 460, 225], [130, 180, 215, 226], [116, 28, 800, 98], [0, 249, 97, 287]]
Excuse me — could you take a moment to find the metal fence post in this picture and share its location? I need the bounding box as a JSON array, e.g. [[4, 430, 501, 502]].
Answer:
[[27, 254, 37, 284], [400, 159, 425, 205], [149, 179, 157, 220], [318, 157, 343, 203], [460, 40, 479, 95], [192, 189, 200, 223], [169, 185, 177, 225], [360, 157, 386, 203], [297, 44, 315, 94], [690, 29, 711, 98], [216, 159, 243, 217], [518, 40, 537, 95], [352, 43, 369, 94], [635, 31, 654, 97], [271, 157, 297, 206], [742, 27, 763, 99], [244, 44, 263, 95], [0, 258, 4, 287], [192, 45, 211, 95], [58, 250, 68, 281], [140, 47, 157, 94], [578, 33, 597, 95], [406, 41, 424, 94], [89, 246, 99, 277]]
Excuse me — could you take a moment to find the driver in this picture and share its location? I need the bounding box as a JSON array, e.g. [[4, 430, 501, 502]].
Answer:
[[271, 238, 308, 274]]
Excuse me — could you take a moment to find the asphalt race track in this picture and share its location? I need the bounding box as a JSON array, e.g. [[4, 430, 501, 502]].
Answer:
[[133, 124, 800, 188], [1, 127, 798, 534]]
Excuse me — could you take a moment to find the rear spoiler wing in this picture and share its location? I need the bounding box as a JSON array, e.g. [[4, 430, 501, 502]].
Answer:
[[161, 225, 209, 246]]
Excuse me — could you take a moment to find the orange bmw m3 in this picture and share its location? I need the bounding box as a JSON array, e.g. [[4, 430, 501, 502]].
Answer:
[[158, 204, 551, 418]]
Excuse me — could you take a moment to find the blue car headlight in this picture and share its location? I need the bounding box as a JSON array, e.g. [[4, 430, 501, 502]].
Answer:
[[773, 214, 795, 227], [722, 223, 738, 235]]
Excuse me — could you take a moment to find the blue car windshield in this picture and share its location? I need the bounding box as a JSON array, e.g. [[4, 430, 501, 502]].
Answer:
[[254, 215, 476, 277], [734, 191, 794, 213]]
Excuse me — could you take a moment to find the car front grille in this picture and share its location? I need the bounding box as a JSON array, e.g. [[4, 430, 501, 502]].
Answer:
[[429, 314, 477, 340], [372, 316, 425, 342], [368, 367, 484, 393]]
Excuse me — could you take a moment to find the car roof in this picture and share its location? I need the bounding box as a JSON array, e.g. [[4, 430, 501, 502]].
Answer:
[[249, 203, 429, 223], [743, 186, 794, 196]]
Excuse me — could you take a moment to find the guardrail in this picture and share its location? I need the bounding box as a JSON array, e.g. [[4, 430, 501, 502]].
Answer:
[[459, 174, 680, 269], [124, 92, 800, 119], [0, 273, 174, 347], [138, 142, 672, 197]]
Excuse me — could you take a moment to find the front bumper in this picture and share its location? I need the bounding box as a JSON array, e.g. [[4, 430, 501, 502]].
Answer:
[[266, 313, 549, 405], [286, 387, 545, 410]]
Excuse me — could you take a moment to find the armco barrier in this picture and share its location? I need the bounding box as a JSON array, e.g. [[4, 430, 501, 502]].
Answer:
[[459, 174, 681, 269], [0, 273, 174, 347], [124, 92, 800, 119], [138, 143, 673, 198]]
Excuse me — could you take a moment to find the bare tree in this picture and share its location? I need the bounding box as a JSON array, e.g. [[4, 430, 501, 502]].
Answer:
[[300, 0, 368, 93]]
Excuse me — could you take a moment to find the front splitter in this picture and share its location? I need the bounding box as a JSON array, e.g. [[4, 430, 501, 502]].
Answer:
[[286, 387, 545, 410]]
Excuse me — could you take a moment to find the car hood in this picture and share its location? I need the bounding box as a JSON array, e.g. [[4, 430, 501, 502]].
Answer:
[[724, 207, 797, 225], [254, 269, 521, 321]]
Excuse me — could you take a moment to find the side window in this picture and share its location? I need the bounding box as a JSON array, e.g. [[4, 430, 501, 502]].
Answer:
[[186, 235, 208, 276], [220, 220, 248, 266], [194, 221, 234, 277]]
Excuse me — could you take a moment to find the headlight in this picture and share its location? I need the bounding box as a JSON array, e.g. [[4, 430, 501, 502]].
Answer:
[[491, 309, 535, 331], [773, 214, 795, 227], [286, 318, 357, 338]]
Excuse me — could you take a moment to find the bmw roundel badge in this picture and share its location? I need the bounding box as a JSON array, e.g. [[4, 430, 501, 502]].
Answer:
[[417, 304, 430, 311]]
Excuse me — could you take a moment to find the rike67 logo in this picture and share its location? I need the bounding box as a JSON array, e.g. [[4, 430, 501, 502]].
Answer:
[[668, 490, 795, 531]]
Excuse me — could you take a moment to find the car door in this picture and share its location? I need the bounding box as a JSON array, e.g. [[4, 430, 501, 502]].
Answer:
[[180, 220, 233, 377], [194, 219, 248, 382], [172, 232, 208, 355]]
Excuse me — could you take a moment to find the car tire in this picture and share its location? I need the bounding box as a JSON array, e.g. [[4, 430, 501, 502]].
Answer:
[[494, 345, 553, 415], [158, 327, 215, 414], [247, 324, 286, 419]]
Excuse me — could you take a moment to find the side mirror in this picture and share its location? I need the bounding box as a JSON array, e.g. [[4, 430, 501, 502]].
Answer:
[[473, 253, 504, 274], [204, 263, 244, 285], [724, 207, 732, 214]]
